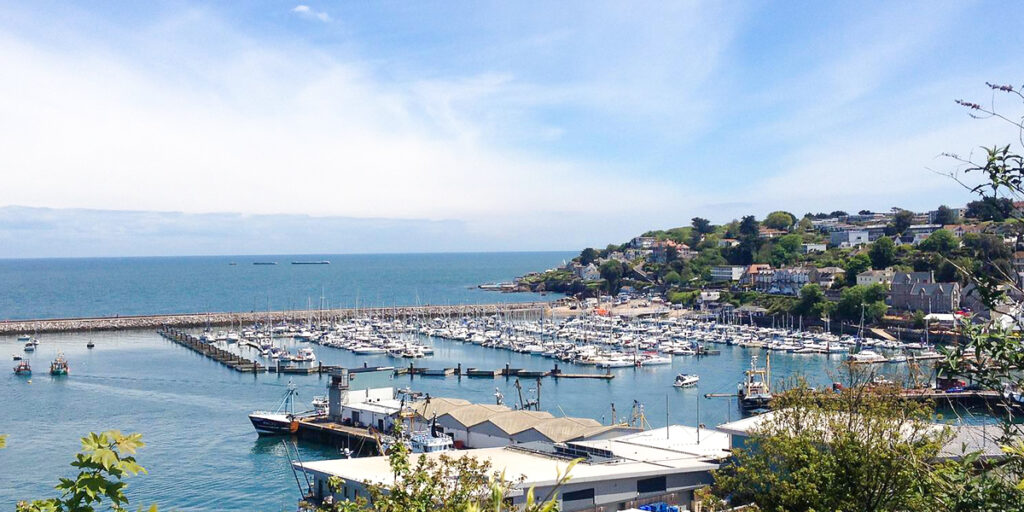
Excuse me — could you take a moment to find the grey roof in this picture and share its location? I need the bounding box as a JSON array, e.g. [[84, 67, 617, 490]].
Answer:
[[893, 272, 933, 285]]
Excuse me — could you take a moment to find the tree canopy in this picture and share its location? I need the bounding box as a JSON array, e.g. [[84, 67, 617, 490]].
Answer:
[[763, 211, 796, 230], [868, 236, 896, 269]]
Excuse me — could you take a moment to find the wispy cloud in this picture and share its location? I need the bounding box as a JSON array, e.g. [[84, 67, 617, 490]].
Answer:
[[290, 5, 329, 23]]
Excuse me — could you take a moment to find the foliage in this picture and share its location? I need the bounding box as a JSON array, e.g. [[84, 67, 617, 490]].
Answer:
[[791, 284, 831, 319], [918, 229, 959, 255], [713, 383, 950, 512], [763, 211, 796, 230], [17, 430, 156, 512], [934, 204, 956, 225], [868, 236, 896, 269], [578, 248, 598, 266], [0, 434, 6, 449], [844, 253, 871, 286], [890, 209, 915, 235], [315, 426, 573, 512], [835, 284, 887, 323], [912, 310, 926, 329], [599, 260, 624, 293], [965, 196, 1014, 221]]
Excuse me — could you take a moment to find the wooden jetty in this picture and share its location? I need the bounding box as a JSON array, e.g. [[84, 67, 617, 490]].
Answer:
[[394, 362, 612, 380], [158, 327, 265, 373], [294, 417, 380, 456]]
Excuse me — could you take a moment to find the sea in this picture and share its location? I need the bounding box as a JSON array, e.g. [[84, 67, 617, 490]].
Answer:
[[0, 252, 985, 510]]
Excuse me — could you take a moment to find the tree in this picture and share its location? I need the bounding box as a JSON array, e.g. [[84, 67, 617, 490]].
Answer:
[[662, 270, 681, 285], [868, 236, 896, 269], [691, 217, 713, 236], [918, 229, 959, 255], [890, 209, 915, 235], [934, 205, 955, 225], [858, 209, 873, 215], [791, 284, 830, 319], [17, 430, 157, 512], [830, 210, 848, 217], [844, 253, 871, 286], [599, 260, 624, 293], [713, 383, 951, 512], [965, 197, 1014, 221], [578, 248, 598, 266], [763, 211, 796, 230], [836, 284, 887, 323]]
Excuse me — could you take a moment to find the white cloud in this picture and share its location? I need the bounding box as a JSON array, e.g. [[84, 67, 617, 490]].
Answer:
[[290, 5, 330, 22], [0, 13, 689, 240]]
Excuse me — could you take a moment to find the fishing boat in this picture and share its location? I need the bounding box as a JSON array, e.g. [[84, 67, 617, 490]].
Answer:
[[738, 355, 773, 412], [13, 360, 31, 375], [249, 381, 300, 435], [673, 373, 699, 388], [50, 353, 69, 375]]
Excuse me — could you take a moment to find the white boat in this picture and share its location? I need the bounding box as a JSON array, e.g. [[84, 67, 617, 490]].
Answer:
[[847, 350, 888, 364], [294, 347, 317, 362], [674, 374, 699, 388], [352, 345, 386, 355]]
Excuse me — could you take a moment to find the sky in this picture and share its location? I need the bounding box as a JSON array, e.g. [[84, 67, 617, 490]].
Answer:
[[1, 1, 1023, 257]]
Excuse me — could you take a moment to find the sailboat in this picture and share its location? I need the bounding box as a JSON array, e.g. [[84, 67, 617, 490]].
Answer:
[[249, 381, 300, 435]]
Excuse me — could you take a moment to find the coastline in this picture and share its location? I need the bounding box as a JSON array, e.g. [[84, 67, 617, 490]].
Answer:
[[0, 302, 554, 335]]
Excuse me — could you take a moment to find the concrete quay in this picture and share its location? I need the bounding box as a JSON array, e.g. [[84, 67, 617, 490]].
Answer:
[[0, 302, 552, 335]]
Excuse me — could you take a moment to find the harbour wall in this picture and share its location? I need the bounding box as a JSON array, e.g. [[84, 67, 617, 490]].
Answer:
[[0, 302, 553, 335]]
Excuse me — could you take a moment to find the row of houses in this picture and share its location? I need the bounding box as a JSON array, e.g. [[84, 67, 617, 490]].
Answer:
[[711, 264, 844, 295]]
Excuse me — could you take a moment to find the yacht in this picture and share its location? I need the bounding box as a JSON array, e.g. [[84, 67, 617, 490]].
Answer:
[[847, 350, 888, 364], [673, 373, 699, 388]]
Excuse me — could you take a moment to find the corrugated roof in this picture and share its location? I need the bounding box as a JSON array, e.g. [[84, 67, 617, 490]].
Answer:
[[479, 410, 555, 435], [439, 404, 510, 428], [410, 397, 471, 420], [523, 417, 604, 443]]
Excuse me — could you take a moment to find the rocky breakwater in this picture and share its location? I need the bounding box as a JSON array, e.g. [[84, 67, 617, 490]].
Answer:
[[0, 303, 552, 335]]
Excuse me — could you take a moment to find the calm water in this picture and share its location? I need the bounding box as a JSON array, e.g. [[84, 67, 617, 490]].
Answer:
[[0, 329, 950, 511], [0, 252, 574, 320]]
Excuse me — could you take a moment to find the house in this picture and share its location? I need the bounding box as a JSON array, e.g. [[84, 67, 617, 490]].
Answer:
[[929, 208, 965, 224], [944, 223, 985, 238], [650, 240, 685, 264], [711, 265, 745, 282], [812, 267, 845, 289], [857, 269, 895, 287], [906, 224, 941, 237], [757, 266, 813, 295], [801, 243, 827, 254], [740, 264, 772, 286], [830, 229, 870, 247], [579, 263, 601, 281], [890, 271, 960, 313], [298, 425, 729, 512], [1014, 251, 1024, 272], [717, 238, 740, 248], [630, 236, 656, 250], [623, 248, 647, 261], [758, 227, 787, 239]]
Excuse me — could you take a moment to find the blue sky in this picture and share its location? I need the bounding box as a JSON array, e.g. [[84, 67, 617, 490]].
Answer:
[[1, 1, 1022, 257]]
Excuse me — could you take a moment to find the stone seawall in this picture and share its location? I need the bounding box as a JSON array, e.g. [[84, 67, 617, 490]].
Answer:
[[0, 302, 552, 335]]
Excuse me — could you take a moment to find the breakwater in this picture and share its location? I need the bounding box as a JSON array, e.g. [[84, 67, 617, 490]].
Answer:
[[0, 302, 553, 335]]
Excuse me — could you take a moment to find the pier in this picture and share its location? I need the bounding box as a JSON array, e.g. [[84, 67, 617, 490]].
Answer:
[[392, 362, 613, 380], [0, 302, 554, 335], [158, 327, 265, 373]]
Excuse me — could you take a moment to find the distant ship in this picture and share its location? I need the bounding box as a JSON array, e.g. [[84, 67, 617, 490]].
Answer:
[[253, 262, 278, 266], [292, 261, 330, 265]]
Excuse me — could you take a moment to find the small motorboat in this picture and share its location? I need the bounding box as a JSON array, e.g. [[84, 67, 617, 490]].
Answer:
[[14, 360, 31, 376], [12, 354, 22, 361], [50, 353, 69, 375], [674, 373, 700, 388], [17, 334, 31, 342], [24, 342, 35, 352], [87, 341, 95, 349]]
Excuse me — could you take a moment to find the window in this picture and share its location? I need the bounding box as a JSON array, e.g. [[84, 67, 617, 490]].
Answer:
[[562, 488, 594, 502], [636, 476, 667, 494]]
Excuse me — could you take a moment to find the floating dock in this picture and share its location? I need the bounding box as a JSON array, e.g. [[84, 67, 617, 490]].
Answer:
[[158, 327, 265, 373], [395, 362, 612, 380]]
